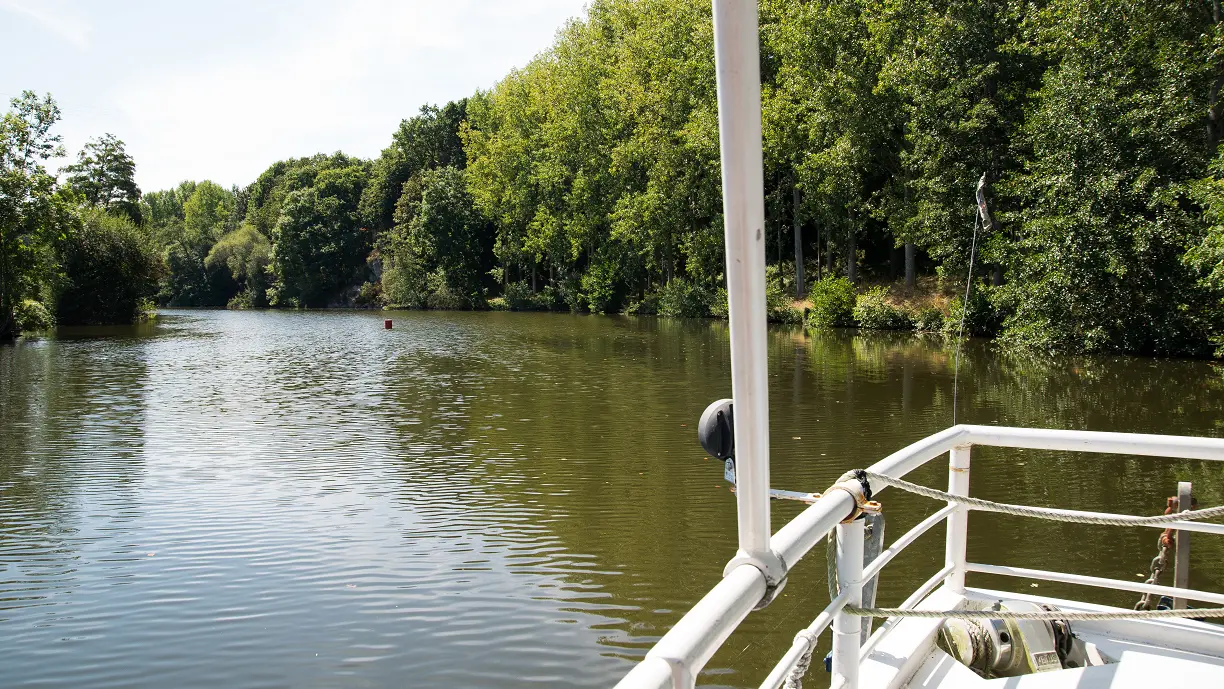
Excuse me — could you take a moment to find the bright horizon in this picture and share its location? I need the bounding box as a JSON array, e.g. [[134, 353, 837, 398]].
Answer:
[[0, 0, 588, 193]]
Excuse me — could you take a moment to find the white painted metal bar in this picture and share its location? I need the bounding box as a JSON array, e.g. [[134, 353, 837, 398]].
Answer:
[[944, 446, 971, 593], [863, 505, 957, 583], [617, 489, 858, 689], [894, 564, 957, 616], [758, 590, 850, 689], [758, 510, 955, 689], [960, 425, 1224, 461], [614, 564, 767, 689], [861, 426, 971, 490], [712, 0, 773, 563], [966, 562, 1224, 606], [831, 519, 865, 689], [1174, 481, 1193, 609], [950, 503, 1224, 536], [771, 490, 857, 573], [859, 565, 957, 659], [1150, 519, 1224, 537], [616, 657, 674, 689]]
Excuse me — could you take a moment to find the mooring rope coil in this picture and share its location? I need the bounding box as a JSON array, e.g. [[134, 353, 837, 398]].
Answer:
[[859, 471, 1224, 527], [843, 605, 1224, 621]]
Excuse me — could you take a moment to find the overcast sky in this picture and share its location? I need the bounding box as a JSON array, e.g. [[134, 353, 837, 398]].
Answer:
[[0, 0, 587, 192]]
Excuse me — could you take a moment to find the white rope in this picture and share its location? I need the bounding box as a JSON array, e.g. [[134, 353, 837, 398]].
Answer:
[[845, 605, 1224, 621], [783, 632, 816, 689], [862, 471, 1224, 527]]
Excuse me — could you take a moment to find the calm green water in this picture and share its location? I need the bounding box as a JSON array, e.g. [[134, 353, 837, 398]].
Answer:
[[2, 310, 1222, 688]]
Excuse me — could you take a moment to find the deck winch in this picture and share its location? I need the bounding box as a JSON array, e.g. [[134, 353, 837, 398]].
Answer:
[[937, 600, 1112, 677]]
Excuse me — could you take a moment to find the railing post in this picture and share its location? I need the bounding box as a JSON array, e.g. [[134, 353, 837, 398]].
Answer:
[[944, 444, 971, 593], [831, 518, 865, 689], [711, 0, 783, 586], [1173, 481, 1193, 609]]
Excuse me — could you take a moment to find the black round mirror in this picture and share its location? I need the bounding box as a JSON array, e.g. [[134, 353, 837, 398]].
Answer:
[[698, 399, 735, 460]]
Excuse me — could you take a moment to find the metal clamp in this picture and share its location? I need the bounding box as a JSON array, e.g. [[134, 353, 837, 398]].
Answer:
[[828, 472, 882, 523], [723, 548, 788, 609]]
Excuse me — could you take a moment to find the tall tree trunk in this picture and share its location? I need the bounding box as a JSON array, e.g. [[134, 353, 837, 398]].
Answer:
[[905, 242, 916, 289], [814, 224, 821, 282], [777, 219, 783, 265], [793, 186, 805, 299], [1211, 0, 1223, 146], [846, 232, 857, 284], [532, 263, 538, 293], [826, 235, 833, 275]]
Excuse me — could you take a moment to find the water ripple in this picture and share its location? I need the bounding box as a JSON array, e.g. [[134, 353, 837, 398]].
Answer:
[[2, 310, 1223, 688]]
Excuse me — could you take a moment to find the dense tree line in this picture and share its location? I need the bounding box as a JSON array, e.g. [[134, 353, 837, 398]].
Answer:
[[1, 92, 161, 338], [3, 0, 1224, 358], [459, 0, 1224, 358]]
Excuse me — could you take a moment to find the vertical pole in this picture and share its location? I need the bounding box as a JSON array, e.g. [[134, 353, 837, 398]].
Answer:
[[945, 445, 971, 593], [793, 185, 805, 299], [712, 0, 772, 560], [1173, 481, 1193, 609], [832, 519, 865, 689]]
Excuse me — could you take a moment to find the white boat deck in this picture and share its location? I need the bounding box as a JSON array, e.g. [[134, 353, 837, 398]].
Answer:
[[860, 586, 1224, 689]]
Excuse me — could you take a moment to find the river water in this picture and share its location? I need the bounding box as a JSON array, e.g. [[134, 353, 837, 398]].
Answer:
[[2, 309, 1222, 688]]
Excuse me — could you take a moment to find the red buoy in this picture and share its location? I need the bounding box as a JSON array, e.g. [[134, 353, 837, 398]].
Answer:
[[384, 319, 393, 329]]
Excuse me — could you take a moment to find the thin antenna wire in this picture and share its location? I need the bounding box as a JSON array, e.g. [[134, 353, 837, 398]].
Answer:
[[952, 214, 980, 426]]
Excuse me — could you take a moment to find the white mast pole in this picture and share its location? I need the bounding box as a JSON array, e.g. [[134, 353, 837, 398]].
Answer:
[[712, 0, 775, 570]]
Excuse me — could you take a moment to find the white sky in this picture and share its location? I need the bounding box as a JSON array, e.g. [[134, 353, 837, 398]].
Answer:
[[0, 0, 587, 192]]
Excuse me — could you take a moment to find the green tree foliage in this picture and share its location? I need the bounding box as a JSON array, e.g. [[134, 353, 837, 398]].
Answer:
[[141, 180, 196, 245], [0, 91, 66, 340], [807, 276, 857, 328], [160, 181, 238, 306], [205, 224, 272, 307], [3, 93, 165, 332], [269, 163, 370, 306], [764, 0, 897, 283], [465, 0, 724, 313], [63, 133, 143, 224], [460, 0, 1224, 355], [54, 207, 161, 325], [360, 101, 468, 235], [244, 153, 360, 236], [383, 167, 495, 308], [854, 286, 914, 330], [997, 0, 1223, 356], [183, 180, 235, 244], [1188, 150, 1224, 357], [871, 0, 1035, 272]]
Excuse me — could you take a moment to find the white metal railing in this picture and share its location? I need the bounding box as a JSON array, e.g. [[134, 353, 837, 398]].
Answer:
[[613, 424, 1224, 689]]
